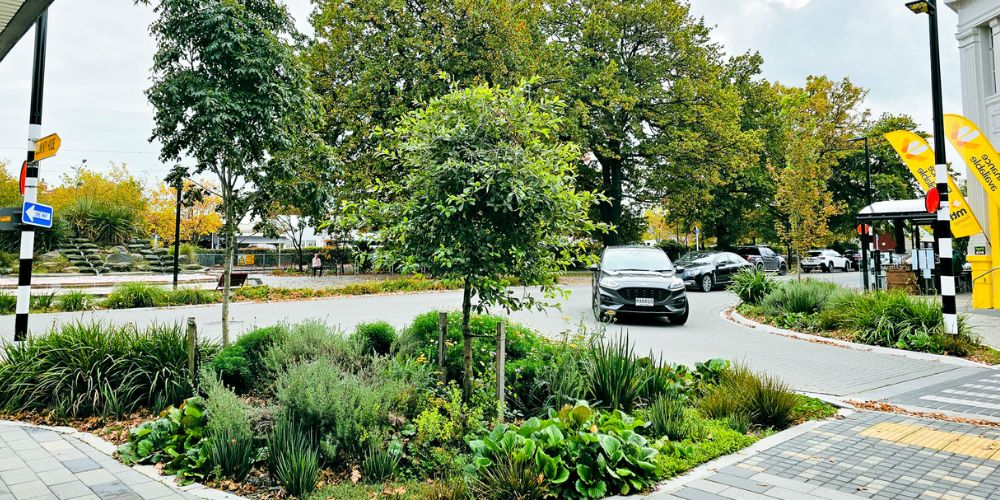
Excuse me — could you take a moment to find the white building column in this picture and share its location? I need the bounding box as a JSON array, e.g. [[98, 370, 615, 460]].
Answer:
[[958, 27, 991, 256]]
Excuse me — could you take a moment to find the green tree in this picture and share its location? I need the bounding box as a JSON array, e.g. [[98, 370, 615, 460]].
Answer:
[[547, 0, 754, 245], [304, 0, 550, 203], [373, 83, 603, 400], [145, 0, 317, 344], [701, 53, 781, 248], [828, 113, 922, 238], [773, 76, 868, 268]]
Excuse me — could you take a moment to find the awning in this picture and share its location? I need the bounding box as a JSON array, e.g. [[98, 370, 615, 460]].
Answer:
[[0, 0, 52, 62], [857, 199, 937, 224]]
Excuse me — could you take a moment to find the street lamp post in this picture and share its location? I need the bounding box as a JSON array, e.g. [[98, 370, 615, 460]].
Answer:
[[850, 136, 874, 291], [907, 0, 957, 335], [165, 165, 188, 290]]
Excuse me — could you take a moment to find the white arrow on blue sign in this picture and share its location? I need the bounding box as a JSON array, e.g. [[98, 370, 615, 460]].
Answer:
[[21, 202, 53, 228]]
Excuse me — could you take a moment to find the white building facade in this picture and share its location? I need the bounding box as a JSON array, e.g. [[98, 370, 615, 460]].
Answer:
[[947, 0, 1000, 259]]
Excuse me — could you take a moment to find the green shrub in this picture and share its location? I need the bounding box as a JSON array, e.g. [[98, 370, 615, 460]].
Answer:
[[728, 268, 777, 305], [57, 290, 91, 312], [398, 311, 544, 384], [64, 198, 140, 246], [698, 364, 797, 429], [269, 418, 318, 497], [179, 242, 199, 262], [510, 341, 588, 417], [275, 357, 408, 460], [654, 417, 757, 479], [30, 292, 57, 310], [117, 398, 210, 484], [832, 290, 979, 354], [211, 325, 288, 393], [0, 322, 211, 417], [0, 292, 15, 314], [468, 452, 549, 499], [105, 282, 165, 309], [263, 321, 357, 374], [469, 402, 659, 498], [203, 378, 254, 480], [361, 443, 400, 483], [164, 287, 220, 306], [725, 413, 751, 435], [760, 279, 839, 315], [352, 321, 397, 356], [649, 395, 690, 441], [588, 334, 647, 411]]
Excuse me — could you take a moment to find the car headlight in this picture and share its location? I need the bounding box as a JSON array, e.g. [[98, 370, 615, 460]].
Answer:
[[667, 277, 685, 290], [600, 278, 619, 288]]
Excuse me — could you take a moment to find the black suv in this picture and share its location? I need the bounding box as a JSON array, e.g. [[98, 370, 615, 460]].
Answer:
[[591, 246, 689, 325], [735, 246, 788, 275]]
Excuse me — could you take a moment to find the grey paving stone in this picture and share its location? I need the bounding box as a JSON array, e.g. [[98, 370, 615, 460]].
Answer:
[[74, 470, 115, 488], [88, 480, 136, 500], [6, 481, 51, 499], [27, 457, 67, 473], [705, 474, 771, 494], [48, 481, 92, 500], [61, 459, 100, 474], [0, 466, 39, 485], [37, 467, 78, 487], [124, 481, 175, 499], [673, 488, 730, 500]]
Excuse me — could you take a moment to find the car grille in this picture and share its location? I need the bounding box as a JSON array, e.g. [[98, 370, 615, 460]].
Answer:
[[618, 288, 670, 301]]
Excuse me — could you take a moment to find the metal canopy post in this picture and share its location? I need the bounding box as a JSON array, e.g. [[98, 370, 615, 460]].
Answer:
[[14, 10, 47, 341]]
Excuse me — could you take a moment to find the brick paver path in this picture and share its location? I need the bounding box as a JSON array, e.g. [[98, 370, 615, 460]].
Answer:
[[656, 411, 1000, 500], [0, 424, 191, 500], [889, 369, 1000, 420]]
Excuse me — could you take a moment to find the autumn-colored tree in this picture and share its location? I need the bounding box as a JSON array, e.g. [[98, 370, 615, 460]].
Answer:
[[42, 162, 146, 215], [145, 179, 223, 245], [773, 76, 868, 268]]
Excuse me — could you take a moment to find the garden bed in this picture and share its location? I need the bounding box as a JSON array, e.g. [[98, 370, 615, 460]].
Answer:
[[0, 314, 835, 498], [728, 269, 1000, 365]]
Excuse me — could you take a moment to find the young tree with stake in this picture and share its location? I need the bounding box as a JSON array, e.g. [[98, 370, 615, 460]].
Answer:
[[373, 83, 604, 401]]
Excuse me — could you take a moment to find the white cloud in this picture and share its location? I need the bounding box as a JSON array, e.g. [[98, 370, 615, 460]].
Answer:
[[765, 0, 812, 9]]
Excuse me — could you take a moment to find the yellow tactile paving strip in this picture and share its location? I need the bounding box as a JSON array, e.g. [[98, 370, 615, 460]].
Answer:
[[860, 422, 1000, 461]]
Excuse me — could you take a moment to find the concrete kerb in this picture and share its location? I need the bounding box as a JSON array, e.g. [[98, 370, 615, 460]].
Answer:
[[725, 306, 994, 369], [0, 420, 243, 499], [610, 408, 855, 499]]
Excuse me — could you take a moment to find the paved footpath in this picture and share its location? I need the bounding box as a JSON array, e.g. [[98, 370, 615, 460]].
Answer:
[[654, 411, 1000, 500], [0, 423, 212, 500]]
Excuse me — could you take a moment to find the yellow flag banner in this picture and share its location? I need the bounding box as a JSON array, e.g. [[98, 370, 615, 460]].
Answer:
[[943, 114, 1000, 210], [884, 130, 983, 238]]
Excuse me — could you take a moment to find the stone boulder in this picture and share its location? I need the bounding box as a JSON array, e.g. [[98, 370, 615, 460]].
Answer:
[[107, 262, 132, 272], [40, 251, 62, 261], [106, 253, 133, 264], [64, 266, 80, 273]]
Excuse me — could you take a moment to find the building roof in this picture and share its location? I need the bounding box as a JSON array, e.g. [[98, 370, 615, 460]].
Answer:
[[0, 0, 52, 62], [857, 199, 937, 224]]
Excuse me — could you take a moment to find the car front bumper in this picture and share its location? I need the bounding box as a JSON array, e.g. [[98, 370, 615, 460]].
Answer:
[[598, 286, 688, 315]]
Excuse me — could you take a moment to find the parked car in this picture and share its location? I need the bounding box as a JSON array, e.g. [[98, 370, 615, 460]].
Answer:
[[801, 249, 851, 273], [843, 250, 863, 270], [735, 246, 788, 275], [591, 246, 689, 325], [676, 251, 753, 292]]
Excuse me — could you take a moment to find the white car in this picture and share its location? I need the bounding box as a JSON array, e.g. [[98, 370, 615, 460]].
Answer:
[[801, 249, 850, 273]]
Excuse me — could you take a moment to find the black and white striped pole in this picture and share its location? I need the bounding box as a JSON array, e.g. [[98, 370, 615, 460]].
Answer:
[[907, 0, 957, 334], [14, 11, 48, 342]]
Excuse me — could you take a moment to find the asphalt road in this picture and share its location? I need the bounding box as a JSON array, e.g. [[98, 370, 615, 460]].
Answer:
[[1, 280, 961, 398]]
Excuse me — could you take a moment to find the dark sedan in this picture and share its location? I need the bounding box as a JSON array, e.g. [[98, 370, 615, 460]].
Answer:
[[591, 246, 689, 325], [676, 251, 752, 292]]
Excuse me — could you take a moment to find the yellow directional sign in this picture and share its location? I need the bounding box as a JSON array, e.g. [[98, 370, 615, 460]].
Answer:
[[34, 133, 60, 161]]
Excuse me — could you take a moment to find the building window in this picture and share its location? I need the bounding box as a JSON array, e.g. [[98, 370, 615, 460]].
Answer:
[[989, 24, 999, 96]]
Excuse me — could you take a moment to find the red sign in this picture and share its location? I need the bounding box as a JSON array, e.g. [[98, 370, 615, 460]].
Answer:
[[925, 187, 940, 214], [856, 224, 871, 235], [19, 161, 26, 195]]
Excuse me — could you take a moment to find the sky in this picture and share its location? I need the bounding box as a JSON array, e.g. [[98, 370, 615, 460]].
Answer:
[[0, 0, 966, 188]]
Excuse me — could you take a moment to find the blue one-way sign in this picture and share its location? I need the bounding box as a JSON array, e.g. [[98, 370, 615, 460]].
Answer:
[[21, 202, 53, 228]]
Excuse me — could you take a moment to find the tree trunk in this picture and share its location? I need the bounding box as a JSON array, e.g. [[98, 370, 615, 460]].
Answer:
[[461, 278, 473, 402], [221, 208, 235, 346], [597, 152, 623, 246]]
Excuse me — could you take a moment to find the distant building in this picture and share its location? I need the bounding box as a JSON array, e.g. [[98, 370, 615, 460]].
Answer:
[[947, 0, 999, 259]]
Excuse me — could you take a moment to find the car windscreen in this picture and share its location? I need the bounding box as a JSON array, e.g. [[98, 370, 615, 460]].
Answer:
[[602, 249, 673, 272], [676, 252, 716, 266]]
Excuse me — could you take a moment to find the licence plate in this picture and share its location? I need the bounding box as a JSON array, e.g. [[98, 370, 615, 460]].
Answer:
[[635, 298, 654, 307]]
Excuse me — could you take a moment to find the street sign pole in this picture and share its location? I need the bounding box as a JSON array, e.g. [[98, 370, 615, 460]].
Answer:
[[15, 10, 48, 341]]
